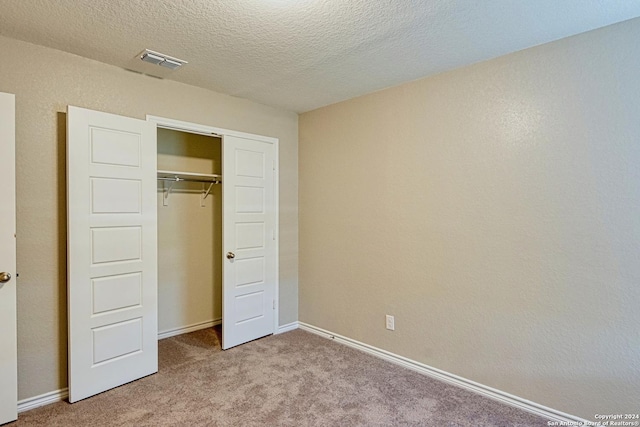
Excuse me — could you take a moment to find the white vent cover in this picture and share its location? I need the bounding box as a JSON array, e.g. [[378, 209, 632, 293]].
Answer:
[[139, 49, 187, 70]]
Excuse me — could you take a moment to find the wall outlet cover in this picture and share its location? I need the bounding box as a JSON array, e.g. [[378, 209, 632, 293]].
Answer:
[[386, 315, 395, 331]]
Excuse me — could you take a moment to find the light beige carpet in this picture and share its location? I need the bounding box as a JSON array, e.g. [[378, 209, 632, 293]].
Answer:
[[12, 327, 548, 426]]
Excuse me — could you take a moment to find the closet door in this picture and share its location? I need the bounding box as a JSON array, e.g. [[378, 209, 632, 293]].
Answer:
[[0, 92, 17, 425], [67, 106, 158, 402], [222, 135, 276, 349]]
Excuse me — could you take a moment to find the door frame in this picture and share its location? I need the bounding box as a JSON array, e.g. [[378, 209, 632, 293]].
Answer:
[[146, 115, 280, 335]]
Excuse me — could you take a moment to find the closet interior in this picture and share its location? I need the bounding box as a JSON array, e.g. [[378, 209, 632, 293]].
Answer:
[[156, 128, 223, 338]]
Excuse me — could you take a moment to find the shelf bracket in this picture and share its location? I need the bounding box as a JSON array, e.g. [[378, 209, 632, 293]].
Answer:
[[201, 182, 215, 207], [163, 179, 176, 206]]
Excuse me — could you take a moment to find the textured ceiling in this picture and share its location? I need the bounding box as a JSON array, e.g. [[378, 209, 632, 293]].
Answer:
[[1, 1, 639, 112]]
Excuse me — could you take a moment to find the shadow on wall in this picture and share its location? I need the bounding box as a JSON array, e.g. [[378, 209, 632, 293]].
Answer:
[[56, 111, 68, 387]]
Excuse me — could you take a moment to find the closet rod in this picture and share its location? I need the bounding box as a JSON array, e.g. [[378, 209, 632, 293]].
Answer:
[[158, 170, 221, 206]]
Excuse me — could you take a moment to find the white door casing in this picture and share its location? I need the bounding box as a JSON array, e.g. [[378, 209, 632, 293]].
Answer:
[[222, 134, 277, 349], [67, 106, 158, 403], [0, 92, 17, 424]]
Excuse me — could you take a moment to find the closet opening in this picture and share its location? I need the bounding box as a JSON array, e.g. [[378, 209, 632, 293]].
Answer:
[[66, 108, 279, 401], [156, 127, 223, 346]]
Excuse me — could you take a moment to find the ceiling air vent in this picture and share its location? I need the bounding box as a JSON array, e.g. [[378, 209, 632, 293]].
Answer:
[[139, 49, 187, 70]]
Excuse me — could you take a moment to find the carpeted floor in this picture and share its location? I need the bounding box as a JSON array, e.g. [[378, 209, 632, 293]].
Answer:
[[12, 327, 548, 426]]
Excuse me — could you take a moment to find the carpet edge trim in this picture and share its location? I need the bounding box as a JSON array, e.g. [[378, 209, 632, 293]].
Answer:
[[18, 388, 68, 413], [298, 321, 586, 424], [158, 318, 221, 340]]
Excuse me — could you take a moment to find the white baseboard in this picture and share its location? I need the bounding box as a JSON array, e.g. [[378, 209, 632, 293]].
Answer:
[[18, 388, 68, 413], [158, 318, 221, 340], [298, 322, 586, 424], [276, 321, 299, 334]]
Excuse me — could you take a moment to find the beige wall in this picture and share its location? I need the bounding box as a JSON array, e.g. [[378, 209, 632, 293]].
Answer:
[[157, 129, 222, 333], [0, 35, 298, 400], [299, 18, 640, 419]]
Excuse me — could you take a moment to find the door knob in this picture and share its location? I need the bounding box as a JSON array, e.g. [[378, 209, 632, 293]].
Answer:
[[0, 272, 11, 283], [226, 252, 235, 260]]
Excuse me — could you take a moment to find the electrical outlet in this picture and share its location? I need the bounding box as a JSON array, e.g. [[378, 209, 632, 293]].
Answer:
[[385, 315, 395, 331]]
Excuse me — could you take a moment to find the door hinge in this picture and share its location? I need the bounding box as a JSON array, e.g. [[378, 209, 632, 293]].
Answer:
[[273, 299, 276, 310], [272, 229, 276, 240], [273, 160, 276, 171]]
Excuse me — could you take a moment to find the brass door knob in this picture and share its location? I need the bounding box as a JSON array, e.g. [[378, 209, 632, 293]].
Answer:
[[0, 272, 11, 283], [226, 252, 235, 260]]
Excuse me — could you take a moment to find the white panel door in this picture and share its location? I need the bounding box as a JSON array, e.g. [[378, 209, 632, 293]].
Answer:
[[0, 93, 17, 424], [67, 106, 157, 402], [222, 135, 276, 349]]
